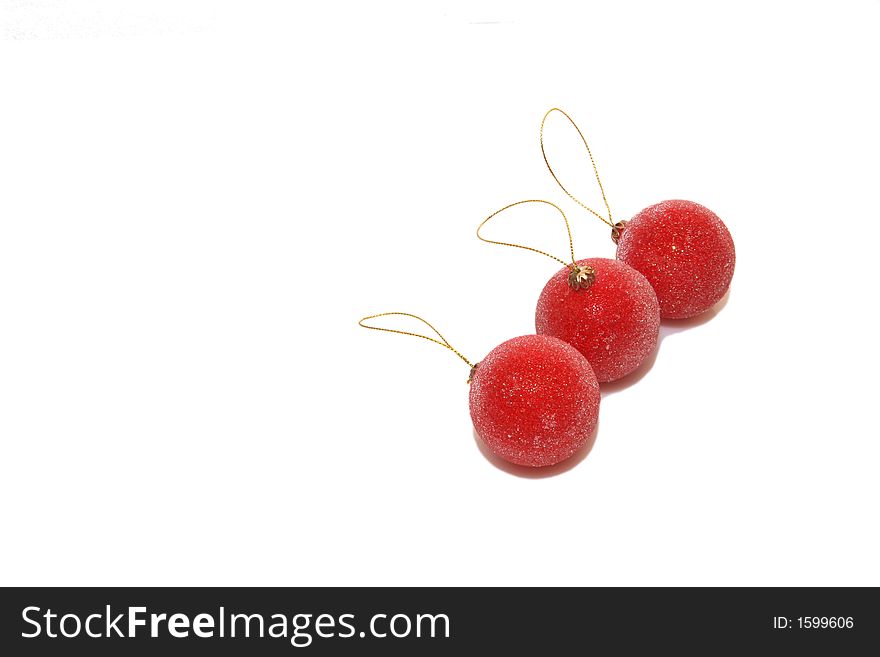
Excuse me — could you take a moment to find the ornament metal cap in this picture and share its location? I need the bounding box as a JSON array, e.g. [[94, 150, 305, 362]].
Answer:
[[568, 264, 596, 291], [611, 220, 628, 244], [467, 362, 480, 385]]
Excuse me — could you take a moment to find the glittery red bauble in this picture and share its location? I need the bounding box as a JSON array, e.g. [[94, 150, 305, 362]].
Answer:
[[535, 257, 660, 383], [469, 334, 599, 468], [617, 200, 735, 320]]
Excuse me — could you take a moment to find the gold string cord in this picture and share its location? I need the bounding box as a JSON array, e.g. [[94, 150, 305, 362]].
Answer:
[[476, 199, 576, 269], [476, 199, 597, 290], [540, 107, 614, 228], [358, 312, 474, 370]]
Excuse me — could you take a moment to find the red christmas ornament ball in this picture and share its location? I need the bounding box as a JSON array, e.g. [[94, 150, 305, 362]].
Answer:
[[616, 200, 735, 320], [535, 257, 660, 383], [469, 334, 599, 468]]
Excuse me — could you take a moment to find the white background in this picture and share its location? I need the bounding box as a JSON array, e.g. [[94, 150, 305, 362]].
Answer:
[[1, 1, 878, 586]]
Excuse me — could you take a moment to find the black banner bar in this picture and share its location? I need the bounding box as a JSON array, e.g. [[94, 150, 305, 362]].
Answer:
[[1, 587, 875, 654]]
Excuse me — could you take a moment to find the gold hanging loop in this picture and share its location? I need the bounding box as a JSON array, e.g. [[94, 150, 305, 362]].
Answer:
[[477, 199, 575, 268], [540, 107, 615, 229], [358, 313, 476, 380], [477, 199, 595, 290]]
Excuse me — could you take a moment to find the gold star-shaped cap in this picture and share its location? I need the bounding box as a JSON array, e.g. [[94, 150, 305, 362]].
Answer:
[[568, 264, 596, 291]]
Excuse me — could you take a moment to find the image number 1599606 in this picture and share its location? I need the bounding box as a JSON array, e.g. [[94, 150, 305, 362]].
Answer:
[[773, 617, 854, 629]]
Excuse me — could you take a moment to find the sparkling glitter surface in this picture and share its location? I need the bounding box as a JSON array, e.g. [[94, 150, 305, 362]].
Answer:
[[535, 258, 660, 383], [617, 200, 735, 319], [469, 335, 599, 468]]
